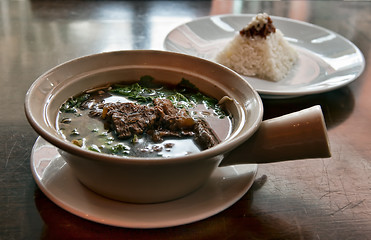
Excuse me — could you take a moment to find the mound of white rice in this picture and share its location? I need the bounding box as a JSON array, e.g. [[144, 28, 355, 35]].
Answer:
[[215, 15, 298, 82]]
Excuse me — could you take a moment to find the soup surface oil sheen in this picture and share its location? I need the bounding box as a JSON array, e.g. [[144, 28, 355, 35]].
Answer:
[[57, 77, 232, 158]]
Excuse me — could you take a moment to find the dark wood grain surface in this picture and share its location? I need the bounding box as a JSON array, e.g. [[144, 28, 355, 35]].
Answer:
[[1, 1, 370, 239]]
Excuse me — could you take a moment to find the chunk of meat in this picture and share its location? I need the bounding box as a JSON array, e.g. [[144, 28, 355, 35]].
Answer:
[[89, 98, 219, 149], [153, 98, 195, 130], [147, 129, 182, 142], [193, 119, 220, 150], [92, 102, 158, 139]]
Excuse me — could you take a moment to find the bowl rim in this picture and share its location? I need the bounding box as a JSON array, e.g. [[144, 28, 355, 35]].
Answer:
[[24, 50, 263, 165]]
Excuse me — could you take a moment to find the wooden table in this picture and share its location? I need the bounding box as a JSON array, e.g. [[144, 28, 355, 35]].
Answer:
[[1, 1, 370, 239]]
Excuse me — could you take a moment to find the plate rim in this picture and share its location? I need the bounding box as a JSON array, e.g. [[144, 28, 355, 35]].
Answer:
[[30, 136, 258, 229]]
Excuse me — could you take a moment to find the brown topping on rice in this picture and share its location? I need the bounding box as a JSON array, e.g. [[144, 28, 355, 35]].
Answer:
[[239, 14, 276, 39]]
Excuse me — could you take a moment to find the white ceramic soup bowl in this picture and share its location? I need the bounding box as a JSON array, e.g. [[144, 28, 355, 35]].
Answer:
[[25, 50, 330, 203]]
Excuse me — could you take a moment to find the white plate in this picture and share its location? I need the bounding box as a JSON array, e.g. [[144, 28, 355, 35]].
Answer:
[[31, 137, 258, 228], [164, 14, 365, 98]]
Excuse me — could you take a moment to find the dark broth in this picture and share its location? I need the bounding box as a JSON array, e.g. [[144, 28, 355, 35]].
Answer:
[[57, 77, 232, 158]]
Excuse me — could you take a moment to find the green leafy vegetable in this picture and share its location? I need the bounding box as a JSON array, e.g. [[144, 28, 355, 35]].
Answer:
[[88, 145, 101, 153], [109, 83, 155, 103], [176, 78, 199, 93], [67, 76, 226, 118], [60, 93, 90, 113], [138, 75, 162, 88], [131, 134, 139, 144], [109, 143, 130, 155], [110, 76, 226, 117]]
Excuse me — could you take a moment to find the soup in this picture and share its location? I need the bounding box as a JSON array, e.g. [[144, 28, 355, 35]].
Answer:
[[57, 76, 232, 158]]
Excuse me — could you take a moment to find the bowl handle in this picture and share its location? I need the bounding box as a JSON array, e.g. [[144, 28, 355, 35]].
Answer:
[[220, 105, 331, 166]]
